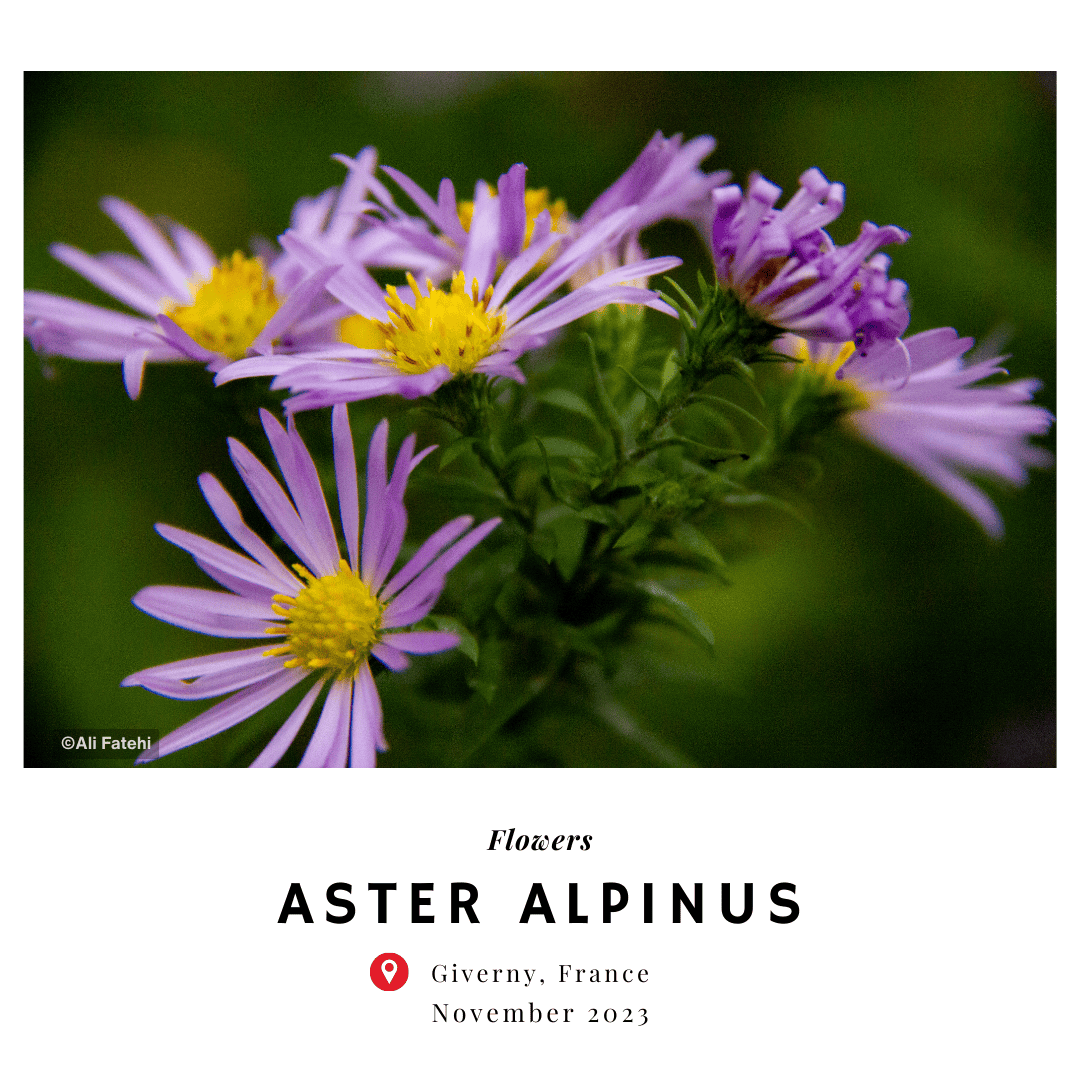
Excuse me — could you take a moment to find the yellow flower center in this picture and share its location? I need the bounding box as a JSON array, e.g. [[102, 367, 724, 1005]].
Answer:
[[457, 185, 569, 248], [787, 338, 876, 411], [339, 271, 506, 376], [264, 560, 381, 681], [165, 252, 281, 361]]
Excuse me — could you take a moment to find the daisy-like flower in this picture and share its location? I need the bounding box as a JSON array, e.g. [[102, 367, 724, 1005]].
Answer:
[[279, 147, 458, 288], [570, 131, 729, 289], [217, 179, 682, 412], [24, 197, 343, 399], [122, 408, 500, 766], [778, 329, 1053, 537], [711, 168, 910, 346]]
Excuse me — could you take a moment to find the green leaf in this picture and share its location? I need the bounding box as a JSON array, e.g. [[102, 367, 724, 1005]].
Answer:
[[660, 352, 681, 389], [574, 504, 619, 526], [613, 518, 655, 550], [423, 615, 479, 665], [636, 580, 715, 653], [536, 388, 602, 427], [614, 365, 660, 408], [721, 492, 811, 527], [529, 527, 558, 564], [509, 436, 599, 463], [672, 522, 728, 571], [689, 392, 769, 433], [551, 513, 589, 581], [439, 437, 477, 470]]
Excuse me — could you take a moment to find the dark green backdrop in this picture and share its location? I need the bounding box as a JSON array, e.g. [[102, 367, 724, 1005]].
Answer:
[[25, 72, 1055, 767]]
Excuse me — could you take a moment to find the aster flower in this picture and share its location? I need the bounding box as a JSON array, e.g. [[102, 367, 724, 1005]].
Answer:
[[217, 180, 681, 412], [122, 408, 500, 766], [24, 197, 345, 399], [711, 168, 910, 346], [570, 131, 729, 289], [778, 329, 1053, 537], [278, 147, 459, 287]]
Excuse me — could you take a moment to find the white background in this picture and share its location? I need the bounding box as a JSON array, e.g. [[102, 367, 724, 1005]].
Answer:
[[9, 7, 1074, 1078], [7, 771, 1074, 1077]]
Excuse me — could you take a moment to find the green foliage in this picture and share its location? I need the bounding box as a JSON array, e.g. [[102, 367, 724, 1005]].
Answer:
[[25, 73, 1055, 768]]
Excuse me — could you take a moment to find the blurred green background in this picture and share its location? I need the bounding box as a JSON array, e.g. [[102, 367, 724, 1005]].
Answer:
[[24, 72, 1055, 767]]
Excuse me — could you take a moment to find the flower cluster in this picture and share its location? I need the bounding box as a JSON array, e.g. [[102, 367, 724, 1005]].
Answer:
[[24, 132, 1054, 767]]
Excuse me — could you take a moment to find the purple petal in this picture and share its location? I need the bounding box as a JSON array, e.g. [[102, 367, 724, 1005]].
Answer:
[[197, 474, 301, 594], [299, 677, 352, 767], [50, 243, 165, 315], [227, 438, 323, 573], [371, 641, 410, 671], [136, 666, 309, 763], [123, 644, 279, 686], [155, 522, 290, 595], [167, 221, 216, 280], [380, 515, 474, 601], [101, 197, 192, 300], [332, 405, 360, 572], [132, 585, 277, 638], [351, 660, 385, 765], [251, 680, 325, 768], [460, 182, 500, 296], [497, 163, 528, 258], [260, 410, 340, 577], [361, 419, 390, 585], [123, 350, 148, 399], [381, 630, 460, 654], [133, 652, 285, 701], [251, 264, 338, 354], [382, 517, 500, 626]]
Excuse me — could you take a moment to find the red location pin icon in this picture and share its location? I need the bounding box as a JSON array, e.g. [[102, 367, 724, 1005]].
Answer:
[[370, 952, 408, 991]]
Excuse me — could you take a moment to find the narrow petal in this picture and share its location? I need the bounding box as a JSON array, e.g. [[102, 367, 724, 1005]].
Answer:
[[251, 264, 339, 354], [135, 653, 285, 701], [136, 666, 309, 763], [497, 163, 528, 258], [101, 197, 193, 300], [379, 515, 474, 601], [371, 642, 410, 671], [260, 410, 340, 577], [228, 438, 323, 573], [155, 522, 290, 594], [197, 474, 302, 594], [332, 404, 361, 571], [250, 680, 325, 768], [361, 420, 390, 585], [132, 585, 277, 638], [50, 243, 164, 315], [123, 350, 148, 399], [351, 660, 385, 765], [381, 630, 460, 654], [460, 182, 500, 296], [123, 644, 279, 686], [298, 678, 352, 767], [381, 518, 500, 625]]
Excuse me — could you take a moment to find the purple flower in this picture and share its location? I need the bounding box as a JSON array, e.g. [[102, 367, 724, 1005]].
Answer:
[[24, 198, 344, 399], [217, 178, 681, 412], [123, 409, 500, 766], [711, 168, 910, 346], [777, 329, 1053, 537], [570, 131, 729, 288], [280, 147, 459, 287]]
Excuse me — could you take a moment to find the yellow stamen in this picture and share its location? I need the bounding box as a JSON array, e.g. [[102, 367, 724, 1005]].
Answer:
[[262, 559, 381, 681], [457, 184, 570, 274], [165, 252, 281, 360], [787, 337, 876, 410], [339, 271, 506, 377]]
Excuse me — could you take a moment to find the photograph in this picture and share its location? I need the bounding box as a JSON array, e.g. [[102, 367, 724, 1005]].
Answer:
[[24, 72, 1056, 767]]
